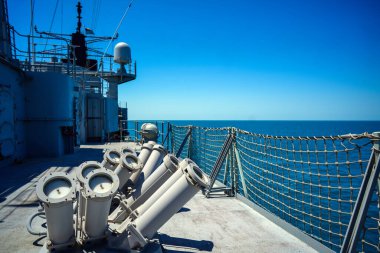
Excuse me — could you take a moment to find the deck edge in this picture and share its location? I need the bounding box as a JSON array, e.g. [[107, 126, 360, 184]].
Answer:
[[236, 193, 335, 253]]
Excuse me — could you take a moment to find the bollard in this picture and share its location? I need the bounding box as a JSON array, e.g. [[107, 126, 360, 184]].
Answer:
[[83, 169, 119, 239], [128, 154, 179, 209], [114, 154, 143, 190], [137, 143, 153, 166], [36, 172, 76, 247], [128, 163, 209, 249], [102, 149, 122, 171]]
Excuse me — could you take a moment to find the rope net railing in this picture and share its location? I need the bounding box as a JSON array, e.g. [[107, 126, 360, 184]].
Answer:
[[171, 124, 379, 253], [172, 126, 230, 178]]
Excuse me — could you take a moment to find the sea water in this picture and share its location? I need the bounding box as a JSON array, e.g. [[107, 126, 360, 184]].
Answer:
[[128, 120, 380, 137], [170, 120, 380, 136]]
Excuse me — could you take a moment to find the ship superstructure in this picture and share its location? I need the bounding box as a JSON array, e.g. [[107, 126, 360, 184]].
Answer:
[[1, 1, 380, 253], [0, 0, 135, 164]]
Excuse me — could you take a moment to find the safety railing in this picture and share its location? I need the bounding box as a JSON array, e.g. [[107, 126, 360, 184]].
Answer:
[[5, 24, 136, 97], [170, 124, 380, 253]]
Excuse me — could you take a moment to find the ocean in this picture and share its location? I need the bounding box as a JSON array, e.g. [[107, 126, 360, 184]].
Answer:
[[169, 120, 380, 136], [128, 120, 380, 137]]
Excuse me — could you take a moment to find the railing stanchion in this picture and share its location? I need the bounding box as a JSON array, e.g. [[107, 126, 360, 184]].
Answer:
[[12, 27, 16, 57], [234, 144, 247, 198], [171, 124, 174, 153], [175, 127, 192, 158], [340, 134, 380, 253], [161, 122, 164, 144], [27, 35, 31, 70], [187, 126, 192, 158], [374, 132, 380, 250], [167, 122, 170, 152], [223, 153, 229, 185], [134, 121, 137, 142], [66, 44, 70, 74], [229, 146, 234, 194]]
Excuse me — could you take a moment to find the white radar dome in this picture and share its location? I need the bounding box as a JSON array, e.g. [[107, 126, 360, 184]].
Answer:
[[114, 42, 131, 64]]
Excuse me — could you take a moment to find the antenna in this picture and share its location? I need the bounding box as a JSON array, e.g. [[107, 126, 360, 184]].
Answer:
[[76, 1, 82, 33], [30, 0, 36, 63]]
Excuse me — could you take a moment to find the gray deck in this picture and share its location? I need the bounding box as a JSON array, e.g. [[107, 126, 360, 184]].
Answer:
[[0, 143, 317, 253], [159, 192, 316, 253]]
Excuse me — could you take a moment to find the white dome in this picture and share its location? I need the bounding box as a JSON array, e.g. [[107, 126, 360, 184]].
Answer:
[[114, 42, 131, 64], [141, 123, 159, 141]]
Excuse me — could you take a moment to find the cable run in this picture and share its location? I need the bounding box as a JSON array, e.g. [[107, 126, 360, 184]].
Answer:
[[91, 0, 97, 29], [42, 0, 60, 53], [91, 0, 101, 30], [95, 0, 102, 30], [29, 0, 35, 36], [98, 0, 136, 73]]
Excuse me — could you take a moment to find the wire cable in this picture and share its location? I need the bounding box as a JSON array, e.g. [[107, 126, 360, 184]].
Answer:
[[96, 0, 102, 30], [29, 0, 35, 36], [98, 0, 136, 72], [91, 0, 98, 29], [26, 212, 47, 236], [42, 0, 60, 55], [60, 0, 64, 48]]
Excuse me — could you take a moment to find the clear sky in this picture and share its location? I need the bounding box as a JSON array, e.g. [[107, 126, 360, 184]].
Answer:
[[7, 0, 380, 120]]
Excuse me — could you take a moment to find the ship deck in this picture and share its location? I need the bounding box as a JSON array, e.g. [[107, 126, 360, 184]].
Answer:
[[0, 143, 320, 253]]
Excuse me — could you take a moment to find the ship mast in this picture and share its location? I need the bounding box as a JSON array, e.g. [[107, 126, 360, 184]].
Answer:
[[76, 1, 82, 33]]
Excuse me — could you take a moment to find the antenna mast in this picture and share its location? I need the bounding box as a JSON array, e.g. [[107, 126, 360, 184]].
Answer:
[[76, 1, 82, 33]]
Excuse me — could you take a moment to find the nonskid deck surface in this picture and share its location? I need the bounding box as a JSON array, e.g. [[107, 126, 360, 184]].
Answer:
[[159, 192, 316, 253], [0, 143, 316, 253]]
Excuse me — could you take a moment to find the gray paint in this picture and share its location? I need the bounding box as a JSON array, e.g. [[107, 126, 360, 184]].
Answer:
[[132, 174, 199, 247], [35, 172, 76, 246], [23, 72, 74, 157], [236, 194, 334, 253], [114, 153, 142, 189], [82, 169, 119, 239], [104, 97, 118, 133], [134, 144, 166, 190], [0, 63, 26, 165], [136, 168, 183, 215], [137, 143, 153, 166], [128, 154, 179, 209]]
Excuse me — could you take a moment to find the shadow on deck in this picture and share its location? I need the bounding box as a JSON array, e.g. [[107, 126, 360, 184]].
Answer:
[[159, 233, 214, 252], [0, 146, 104, 204]]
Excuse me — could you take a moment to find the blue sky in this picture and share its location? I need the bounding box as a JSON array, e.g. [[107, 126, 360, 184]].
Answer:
[[8, 0, 380, 120]]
